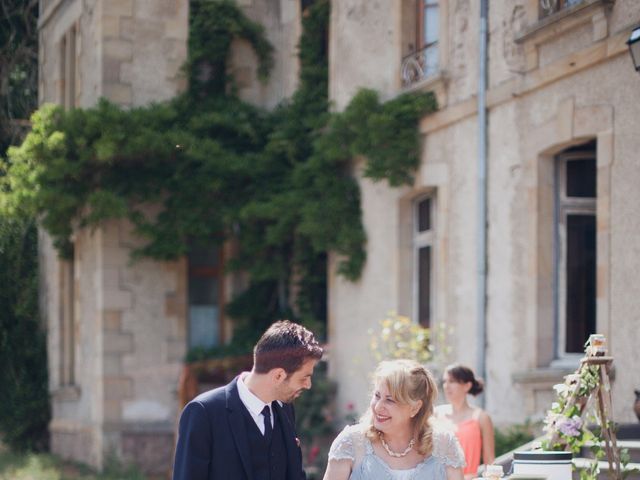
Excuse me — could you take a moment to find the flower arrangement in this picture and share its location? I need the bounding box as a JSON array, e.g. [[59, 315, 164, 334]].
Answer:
[[541, 336, 636, 480], [541, 365, 603, 480]]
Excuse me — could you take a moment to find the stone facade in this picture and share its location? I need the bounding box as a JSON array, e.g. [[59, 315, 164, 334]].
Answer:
[[39, 0, 640, 474], [328, 0, 640, 427], [38, 0, 303, 474]]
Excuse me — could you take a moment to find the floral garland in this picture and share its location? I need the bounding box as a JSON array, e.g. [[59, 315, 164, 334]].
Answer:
[[540, 337, 635, 480], [542, 365, 601, 453]]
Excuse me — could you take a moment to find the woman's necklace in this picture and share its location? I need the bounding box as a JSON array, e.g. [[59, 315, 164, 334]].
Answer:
[[379, 432, 415, 458]]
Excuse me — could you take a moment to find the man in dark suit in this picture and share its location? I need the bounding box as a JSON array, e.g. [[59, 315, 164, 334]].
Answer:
[[173, 320, 323, 480]]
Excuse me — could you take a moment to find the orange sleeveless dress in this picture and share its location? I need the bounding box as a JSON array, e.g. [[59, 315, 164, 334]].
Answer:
[[455, 418, 482, 476]]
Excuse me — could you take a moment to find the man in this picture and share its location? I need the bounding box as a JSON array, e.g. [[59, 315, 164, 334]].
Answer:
[[173, 320, 323, 480]]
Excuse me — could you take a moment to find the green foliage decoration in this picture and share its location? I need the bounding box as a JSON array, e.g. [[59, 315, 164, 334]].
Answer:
[[0, 215, 50, 452], [1, 0, 437, 353]]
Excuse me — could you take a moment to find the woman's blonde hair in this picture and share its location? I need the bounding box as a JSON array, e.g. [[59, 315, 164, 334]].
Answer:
[[362, 359, 438, 455]]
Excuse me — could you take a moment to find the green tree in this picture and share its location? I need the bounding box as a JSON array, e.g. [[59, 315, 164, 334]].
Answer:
[[0, 215, 50, 451], [0, 0, 47, 453], [0, 0, 39, 153]]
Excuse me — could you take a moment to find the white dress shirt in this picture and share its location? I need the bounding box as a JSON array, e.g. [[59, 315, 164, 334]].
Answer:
[[237, 372, 274, 434]]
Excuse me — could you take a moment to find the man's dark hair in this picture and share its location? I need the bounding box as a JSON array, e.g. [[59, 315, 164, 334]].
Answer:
[[253, 320, 323, 374]]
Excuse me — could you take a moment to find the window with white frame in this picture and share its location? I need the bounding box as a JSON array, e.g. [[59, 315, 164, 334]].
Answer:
[[414, 195, 435, 328], [401, 0, 439, 87], [555, 144, 596, 358]]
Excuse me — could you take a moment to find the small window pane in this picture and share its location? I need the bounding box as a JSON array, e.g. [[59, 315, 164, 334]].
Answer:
[[417, 198, 431, 232], [423, 5, 439, 45], [189, 276, 218, 306], [565, 214, 596, 353], [566, 159, 596, 198], [418, 246, 431, 327], [188, 243, 220, 268], [189, 306, 219, 348]]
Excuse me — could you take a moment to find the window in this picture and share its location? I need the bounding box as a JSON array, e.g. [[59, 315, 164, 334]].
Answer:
[[60, 25, 76, 109], [555, 144, 596, 358], [417, 0, 439, 75], [401, 1, 439, 87], [540, 0, 584, 18], [414, 196, 435, 327], [59, 247, 75, 386], [188, 242, 223, 349]]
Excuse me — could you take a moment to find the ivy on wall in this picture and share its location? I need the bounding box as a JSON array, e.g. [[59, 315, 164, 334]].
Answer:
[[0, 0, 437, 352]]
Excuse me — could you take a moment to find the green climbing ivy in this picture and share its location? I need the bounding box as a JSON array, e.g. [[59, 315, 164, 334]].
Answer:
[[1, 0, 437, 352]]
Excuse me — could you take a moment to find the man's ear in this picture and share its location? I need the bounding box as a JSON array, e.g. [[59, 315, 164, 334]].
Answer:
[[270, 367, 287, 383]]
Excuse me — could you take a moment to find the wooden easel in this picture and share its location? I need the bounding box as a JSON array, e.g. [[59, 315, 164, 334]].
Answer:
[[548, 353, 621, 480]]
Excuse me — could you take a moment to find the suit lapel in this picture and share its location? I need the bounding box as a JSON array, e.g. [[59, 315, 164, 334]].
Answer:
[[226, 377, 254, 480]]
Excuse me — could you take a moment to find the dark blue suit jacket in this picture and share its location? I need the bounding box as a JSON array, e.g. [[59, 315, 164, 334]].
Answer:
[[172, 376, 307, 480]]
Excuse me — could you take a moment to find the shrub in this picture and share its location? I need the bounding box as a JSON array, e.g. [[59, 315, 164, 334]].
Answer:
[[494, 420, 537, 457], [0, 215, 50, 451]]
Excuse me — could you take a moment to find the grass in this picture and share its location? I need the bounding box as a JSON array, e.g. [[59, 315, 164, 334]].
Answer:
[[0, 446, 147, 480]]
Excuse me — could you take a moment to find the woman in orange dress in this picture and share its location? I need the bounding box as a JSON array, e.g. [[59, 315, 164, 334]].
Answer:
[[435, 364, 495, 480]]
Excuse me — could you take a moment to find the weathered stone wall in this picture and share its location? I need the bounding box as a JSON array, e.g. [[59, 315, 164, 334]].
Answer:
[[230, 0, 302, 108], [102, 0, 189, 107], [39, 0, 190, 472], [329, 0, 640, 427]]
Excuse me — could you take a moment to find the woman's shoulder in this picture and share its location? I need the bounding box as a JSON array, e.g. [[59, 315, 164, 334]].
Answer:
[[434, 404, 453, 416], [339, 423, 367, 438], [328, 423, 368, 462], [432, 425, 457, 443], [431, 426, 466, 469], [474, 407, 493, 428]]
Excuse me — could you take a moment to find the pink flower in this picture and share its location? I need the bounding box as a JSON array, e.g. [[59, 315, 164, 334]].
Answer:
[[308, 445, 321, 464]]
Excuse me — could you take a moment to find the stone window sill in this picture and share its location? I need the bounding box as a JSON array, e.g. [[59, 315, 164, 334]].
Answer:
[[401, 70, 449, 109], [512, 366, 576, 386], [513, 362, 616, 386]]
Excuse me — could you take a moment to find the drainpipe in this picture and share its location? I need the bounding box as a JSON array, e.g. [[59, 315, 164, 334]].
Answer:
[[476, 0, 489, 408]]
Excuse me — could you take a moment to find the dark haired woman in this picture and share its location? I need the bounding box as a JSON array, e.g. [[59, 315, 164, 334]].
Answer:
[[435, 364, 495, 479]]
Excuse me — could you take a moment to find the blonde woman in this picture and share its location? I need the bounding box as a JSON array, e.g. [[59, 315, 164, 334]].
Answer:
[[324, 359, 465, 480]]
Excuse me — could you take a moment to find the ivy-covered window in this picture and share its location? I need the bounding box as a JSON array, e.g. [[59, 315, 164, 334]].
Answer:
[[188, 243, 223, 349], [414, 195, 435, 328], [555, 144, 596, 357]]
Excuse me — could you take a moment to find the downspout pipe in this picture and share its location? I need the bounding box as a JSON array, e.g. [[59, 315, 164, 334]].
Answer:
[[476, 0, 489, 408]]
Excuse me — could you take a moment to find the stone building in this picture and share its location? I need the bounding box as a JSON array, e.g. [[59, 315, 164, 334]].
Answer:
[[38, 0, 640, 475], [328, 0, 640, 427], [38, 0, 303, 474]]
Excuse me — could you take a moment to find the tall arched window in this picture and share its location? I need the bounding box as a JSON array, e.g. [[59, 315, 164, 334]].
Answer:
[[555, 142, 596, 357]]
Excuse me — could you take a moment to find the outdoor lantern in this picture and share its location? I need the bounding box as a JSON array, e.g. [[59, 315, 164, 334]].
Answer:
[[628, 26, 640, 72]]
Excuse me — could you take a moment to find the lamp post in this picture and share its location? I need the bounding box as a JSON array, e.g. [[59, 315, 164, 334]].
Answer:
[[628, 27, 640, 72]]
